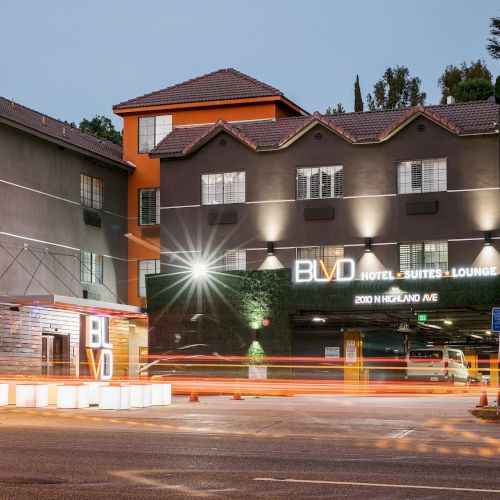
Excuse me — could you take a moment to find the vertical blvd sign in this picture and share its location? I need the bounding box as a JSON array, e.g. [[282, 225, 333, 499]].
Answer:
[[84, 316, 113, 380]]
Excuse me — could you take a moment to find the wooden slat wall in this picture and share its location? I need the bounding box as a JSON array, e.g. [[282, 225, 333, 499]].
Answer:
[[109, 317, 130, 378]]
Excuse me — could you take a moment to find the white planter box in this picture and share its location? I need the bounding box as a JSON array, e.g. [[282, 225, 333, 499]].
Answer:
[[248, 366, 268, 379], [152, 384, 172, 406], [130, 384, 152, 408], [0, 384, 8, 406], [98, 385, 130, 410], [56, 385, 89, 409], [16, 384, 49, 408], [85, 382, 110, 405]]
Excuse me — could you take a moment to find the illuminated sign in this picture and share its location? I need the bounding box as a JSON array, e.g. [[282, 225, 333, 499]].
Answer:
[[354, 292, 439, 305], [85, 316, 113, 380], [294, 260, 497, 283]]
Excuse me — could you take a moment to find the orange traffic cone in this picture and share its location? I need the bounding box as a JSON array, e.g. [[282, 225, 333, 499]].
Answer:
[[189, 390, 199, 403], [477, 386, 488, 407], [232, 391, 243, 400]]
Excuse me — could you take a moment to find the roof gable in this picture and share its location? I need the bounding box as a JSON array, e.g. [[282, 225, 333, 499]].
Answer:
[[151, 101, 499, 158], [113, 68, 284, 111]]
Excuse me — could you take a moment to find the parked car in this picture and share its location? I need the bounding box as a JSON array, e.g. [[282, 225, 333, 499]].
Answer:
[[405, 348, 470, 385]]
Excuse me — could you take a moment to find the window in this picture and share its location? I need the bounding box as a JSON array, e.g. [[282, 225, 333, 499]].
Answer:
[[297, 245, 344, 273], [398, 241, 448, 272], [138, 259, 160, 297], [296, 166, 343, 200], [214, 250, 246, 271], [397, 158, 446, 194], [201, 172, 245, 205], [139, 188, 160, 225], [138, 115, 172, 153], [80, 174, 103, 210], [80, 250, 103, 284]]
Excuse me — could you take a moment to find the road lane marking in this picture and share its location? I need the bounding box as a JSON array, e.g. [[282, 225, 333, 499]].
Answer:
[[392, 429, 414, 439], [253, 478, 500, 494]]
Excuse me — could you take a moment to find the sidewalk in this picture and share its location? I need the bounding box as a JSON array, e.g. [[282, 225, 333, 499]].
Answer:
[[0, 394, 498, 451]]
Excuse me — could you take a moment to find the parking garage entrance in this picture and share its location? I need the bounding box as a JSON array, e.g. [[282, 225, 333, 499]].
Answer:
[[291, 305, 498, 383]]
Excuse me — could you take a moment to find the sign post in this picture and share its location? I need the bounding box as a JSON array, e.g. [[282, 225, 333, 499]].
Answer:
[[492, 308, 500, 410]]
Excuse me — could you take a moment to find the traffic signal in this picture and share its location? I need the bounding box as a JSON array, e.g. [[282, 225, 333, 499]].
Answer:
[[262, 318, 270, 328]]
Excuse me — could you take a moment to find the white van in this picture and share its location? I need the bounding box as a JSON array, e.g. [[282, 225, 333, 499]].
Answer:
[[406, 348, 470, 384]]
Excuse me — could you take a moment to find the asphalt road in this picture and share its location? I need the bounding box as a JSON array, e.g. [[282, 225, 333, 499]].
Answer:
[[0, 395, 498, 499]]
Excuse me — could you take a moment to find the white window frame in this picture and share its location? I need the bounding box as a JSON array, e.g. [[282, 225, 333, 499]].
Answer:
[[397, 158, 447, 194], [138, 115, 172, 154], [138, 259, 160, 297], [80, 250, 103, 284], [80, 173, 103, 210], [201, 172, 245, 205], [296, 245, 344, 274], [398, 240, 448, 272], [139, 188, 160, 226], [296, 166, 343, 200]]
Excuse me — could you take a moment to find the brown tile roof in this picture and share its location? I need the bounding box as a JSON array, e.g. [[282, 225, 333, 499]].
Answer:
[[113, 68, 284, 110], [0, 97, 131, 169], [151, 101, 499, 157]]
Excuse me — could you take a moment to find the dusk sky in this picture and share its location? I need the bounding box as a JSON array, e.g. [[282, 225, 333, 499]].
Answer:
[[1, 0, 498, 129]]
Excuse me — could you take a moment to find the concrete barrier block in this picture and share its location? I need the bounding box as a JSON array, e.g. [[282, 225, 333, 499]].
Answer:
[[57, 385, 90, 409], [0, 384, 8, 406]]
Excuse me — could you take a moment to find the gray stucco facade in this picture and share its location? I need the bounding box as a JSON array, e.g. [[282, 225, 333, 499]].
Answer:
[[0, 122, 129, 303]]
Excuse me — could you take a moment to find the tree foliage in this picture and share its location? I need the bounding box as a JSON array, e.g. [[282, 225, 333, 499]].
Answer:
[[79, 115, 123, 145], [438, 60, 492, 103], [457, 78, 494, 102], [366, 66, 426, 111], [325, 103, 345, 115], [487, 17, 500, 59], [495, 76, 500, 99], [354, 75, 363, 112]]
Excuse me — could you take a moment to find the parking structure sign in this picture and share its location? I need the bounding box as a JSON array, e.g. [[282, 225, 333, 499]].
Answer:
[[492, 307, 500, 332]]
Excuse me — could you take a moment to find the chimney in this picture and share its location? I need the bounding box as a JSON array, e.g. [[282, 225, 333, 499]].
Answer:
[[446, 96, 455, 105]]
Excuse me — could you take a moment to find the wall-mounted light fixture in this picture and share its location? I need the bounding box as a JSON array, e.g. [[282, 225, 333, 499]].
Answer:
[[267, 241, 274, 255], [364, 237, 372, 253], [484, 231, 491, 246]]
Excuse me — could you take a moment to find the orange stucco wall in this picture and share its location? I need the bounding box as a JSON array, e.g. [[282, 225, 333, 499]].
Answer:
[[118, 99, 299, 306]]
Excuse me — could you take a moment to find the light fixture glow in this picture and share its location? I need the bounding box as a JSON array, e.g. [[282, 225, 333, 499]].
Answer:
[[443, 320, 453, 325], [191, 263, 208, 279], [312, 317, 326, 323], [485, 330, 492, 335]]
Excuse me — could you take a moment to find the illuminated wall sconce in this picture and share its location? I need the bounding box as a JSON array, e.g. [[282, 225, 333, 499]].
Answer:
[[364, 238, 372, 253], [484, 231, 491, 246], [267, 241, 275, 255]]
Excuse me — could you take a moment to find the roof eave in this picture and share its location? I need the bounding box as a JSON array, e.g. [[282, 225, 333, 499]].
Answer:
[[0, 116, 133, 171], [113, 95, 299, 115]]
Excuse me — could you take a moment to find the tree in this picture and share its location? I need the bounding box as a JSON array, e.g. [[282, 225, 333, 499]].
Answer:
[[354, 75, 363, 112], [438, 60, 492, 103], [325, 103, 345, 115], [366, 66, 426, 111], [495, 76, 500, 99], [457, 78, 494, 102], [487, 17, 500, 59], [79, 115, 122, 145]]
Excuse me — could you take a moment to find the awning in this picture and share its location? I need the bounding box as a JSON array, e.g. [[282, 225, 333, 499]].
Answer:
[[0, 295, 146, 318]]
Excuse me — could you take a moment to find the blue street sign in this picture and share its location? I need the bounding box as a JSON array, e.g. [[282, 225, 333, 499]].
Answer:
[[492, 308, 500, 332]]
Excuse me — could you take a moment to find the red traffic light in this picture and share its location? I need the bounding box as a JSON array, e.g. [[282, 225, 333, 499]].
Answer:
[[262, 318, 270, 327]]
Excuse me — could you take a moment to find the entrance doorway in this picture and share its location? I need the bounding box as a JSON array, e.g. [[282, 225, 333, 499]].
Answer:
[[42, 333, 70, 376]]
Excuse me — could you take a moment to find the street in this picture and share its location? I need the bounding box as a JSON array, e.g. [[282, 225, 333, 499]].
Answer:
[[0, 394, 498, 499]]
